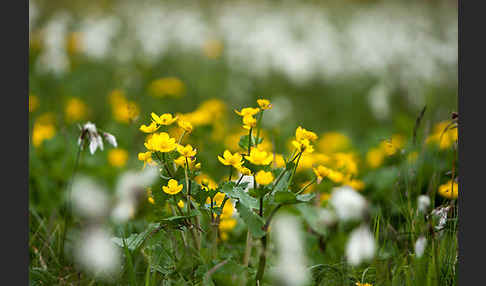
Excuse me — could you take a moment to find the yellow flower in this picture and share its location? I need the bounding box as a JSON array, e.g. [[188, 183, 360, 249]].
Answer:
[[177, 144, 197, 158], [356, 283, 373, 286], [274, 154, 286, 168], [29, 95, 39, 113], [195, 174, 219, 191], [292, 138, 314, 154], [320, 193, 331, 203], [219, 218, 237, 232], [221, 201, 234, 219], [65, 97, 88, 122], [109, 90, 140, 123], [327, 169, 345, 183], [151, 112, 178, 126], [139, 121, 160, 133], [177, 200, 185, 208], [108, 148, 128, 167], [438, 180, 458, 199], [366, 148, 385, 169], [242, 115, 257, 130], [313, 165, 331, 182], [144, 132, 177, 153], [237, 166, 252, 176], [318, 132, 351, 154], [343, 178, 365, 191], [174, 156, 201, 170], [257, 99, 272, 110], [425, 121, 457, 150], [178, 119, 193, 133], [138, 151, 154, 167], [32, 115, 56, 147], [380, 134, 405, 156], [235, 107, 260, 117], [218, 150, 244, 168], [163, 179, 183, 195], [245, 147, 273, 165], [147, 188, 155, 204], [255, 170, 274, 186], [148, 77, 185, 98], [295, 126, 318, 142], [333, 152, 359, 175]]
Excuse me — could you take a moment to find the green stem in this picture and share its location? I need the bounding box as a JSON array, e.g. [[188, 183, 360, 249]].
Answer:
[[255, 111, 264, 146], [248, 128, 253, 155], [296, 177, 317, 195]]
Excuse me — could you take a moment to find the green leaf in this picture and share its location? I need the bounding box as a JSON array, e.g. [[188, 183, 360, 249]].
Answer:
[[236, 201, 266, 238], [271, 169, 291, 193], [111, 223, 161, 251], [274, 191, 316, 204], [296, 204, 327, 236], [238, 135, 263, 151], [221, 182, 259, 209]]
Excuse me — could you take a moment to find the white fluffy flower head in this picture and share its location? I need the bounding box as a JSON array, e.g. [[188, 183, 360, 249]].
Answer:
[[346, 224, 376, 266], [330, 186, 368, 222]]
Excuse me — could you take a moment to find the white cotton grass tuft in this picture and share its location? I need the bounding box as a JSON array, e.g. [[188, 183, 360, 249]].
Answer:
[[417, 195, 430, 213], [329, 186, 368, 222], [111, 166, 159, 223], [271, 214, 310, 286], [74, 227, 121, 280], [78, 122, 118, 155], [346, 224, 376, 266], [70, 176, 110, 219], [414, 236, 427, 258], [430, 205, 451, 231]]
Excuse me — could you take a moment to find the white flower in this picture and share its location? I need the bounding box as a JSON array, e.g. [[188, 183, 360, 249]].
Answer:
[[103, 132, 118, 148], [78, 122, 116, 155], [329, 186, 367, 222], [417, 195, 430, 213], [111, 199, 136, 224], [271, 215, 309, 286], [346, 224, 376, 266], [111, 166, 159, 223], [430, 206, 451, 231], [414, 236, 427, 258], [70, 176, 110, 219], [74, 227, 121, 279]]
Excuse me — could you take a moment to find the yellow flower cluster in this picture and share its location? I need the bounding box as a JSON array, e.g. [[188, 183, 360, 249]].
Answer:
[[425, 120, 458, 150], [366, 134, 406, 168], [178, 99, 226, 127], [109, 89, 140, 124], [148, 77, 185, 98], [65, 97, 88, 123], [32, 113, 56, 147], [292, 126, 318, 154]]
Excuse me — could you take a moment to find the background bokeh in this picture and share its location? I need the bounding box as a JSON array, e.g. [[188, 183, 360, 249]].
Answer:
[[29, 0, 458, 284]]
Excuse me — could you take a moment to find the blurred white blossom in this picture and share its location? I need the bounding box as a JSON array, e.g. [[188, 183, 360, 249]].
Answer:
[[71, 176, 110, 219], [414, 236, 427, 258], [111, 166, 158, 223], [417, 195, 431, 213], [330, 186, 368, 222], [271, 215, 310, 286], [346, 224, 376, 266], [74, 227, 121, 279]]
